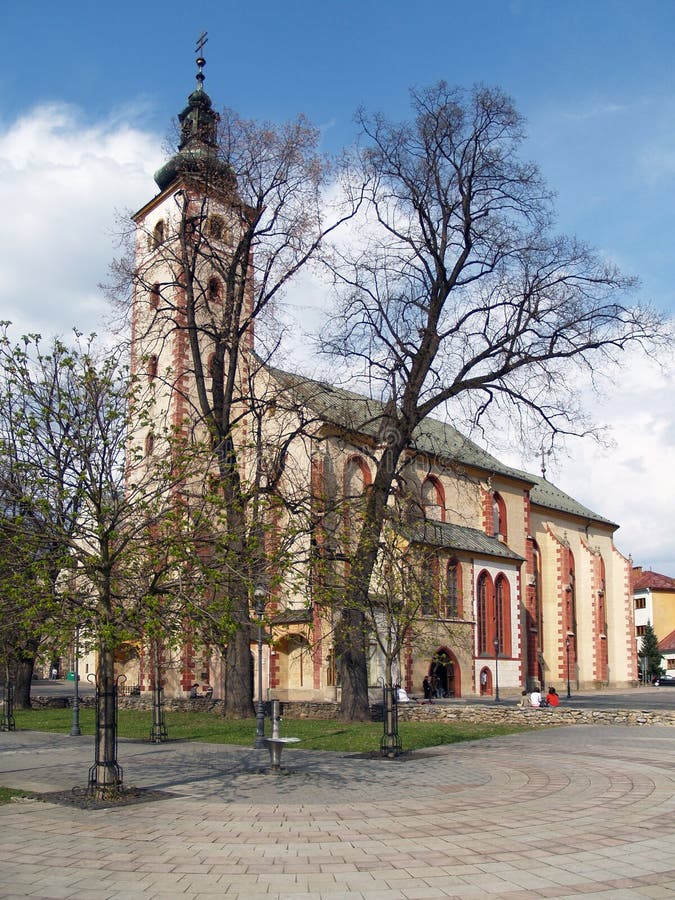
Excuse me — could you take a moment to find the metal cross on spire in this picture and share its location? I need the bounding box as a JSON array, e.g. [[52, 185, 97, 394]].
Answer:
[[195, 31, 208, 86]]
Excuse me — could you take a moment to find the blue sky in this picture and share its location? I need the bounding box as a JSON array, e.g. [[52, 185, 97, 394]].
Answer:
[[1, 0, 674, 571]]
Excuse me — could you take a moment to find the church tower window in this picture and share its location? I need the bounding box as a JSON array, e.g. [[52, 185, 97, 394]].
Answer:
[[152, 220, 165, 249], [207, 276, 222, 304], [208, 216, 225, 240]]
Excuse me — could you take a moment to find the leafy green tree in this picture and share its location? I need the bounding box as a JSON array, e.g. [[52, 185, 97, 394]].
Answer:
[[639, 622, 662, 682], [0, 330, 198, 796]]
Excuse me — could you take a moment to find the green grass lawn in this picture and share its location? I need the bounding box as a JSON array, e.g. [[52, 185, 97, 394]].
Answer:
[[12, 707, 531, 753], [0, 786, 31, 805]]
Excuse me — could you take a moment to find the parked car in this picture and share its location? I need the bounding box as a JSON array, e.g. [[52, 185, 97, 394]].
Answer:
[[653, 675, 675, 686]]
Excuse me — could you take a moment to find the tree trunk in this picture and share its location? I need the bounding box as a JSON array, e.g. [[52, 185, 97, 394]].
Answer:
[[336, 607, 370, 721], [14, 652, 36, 710], [338, 424, 409, 720], [90, 645, 123, 798], [221, 473, 255, 719], [224, 622, 255, 717]]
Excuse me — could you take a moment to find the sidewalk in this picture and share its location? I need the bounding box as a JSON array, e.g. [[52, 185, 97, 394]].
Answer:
[[1, 725, 674, 898]]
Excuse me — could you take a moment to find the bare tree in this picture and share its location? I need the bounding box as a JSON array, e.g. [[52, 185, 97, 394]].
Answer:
[[128, 87, 355, 716], [323, 82, 667, 719]]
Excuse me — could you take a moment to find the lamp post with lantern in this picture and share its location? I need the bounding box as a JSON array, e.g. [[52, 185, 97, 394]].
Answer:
[[493, 636, 500, 703], [69, 626, 81, 737], [565, 636, 572, 699], [253, 584, 267, 749]]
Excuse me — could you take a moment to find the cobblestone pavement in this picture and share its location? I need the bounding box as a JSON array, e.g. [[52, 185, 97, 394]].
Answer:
[[1, 725, 674, 898]]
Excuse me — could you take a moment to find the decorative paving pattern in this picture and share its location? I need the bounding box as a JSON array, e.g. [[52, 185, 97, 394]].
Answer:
[[1, 726, 674, 898]]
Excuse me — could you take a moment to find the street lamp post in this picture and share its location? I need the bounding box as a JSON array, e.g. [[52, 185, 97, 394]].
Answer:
[[565, 636, 572, 699], [493, 637, 500, 703], [69, 626, 81, 737], [254, 585, 266, 749]]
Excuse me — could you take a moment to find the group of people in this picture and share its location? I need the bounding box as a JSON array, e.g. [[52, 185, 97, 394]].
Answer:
[[422, 675, 445, 700], [188, 683, 213, 699], [518, 686, 560, 709]]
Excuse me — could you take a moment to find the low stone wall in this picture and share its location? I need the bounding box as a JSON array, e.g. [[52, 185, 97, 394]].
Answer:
[[396, 703, 675, 728], [29, 695, 675, 727]]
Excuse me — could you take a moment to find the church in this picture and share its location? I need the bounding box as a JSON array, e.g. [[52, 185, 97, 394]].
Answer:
[[123, 52, 638, 706]]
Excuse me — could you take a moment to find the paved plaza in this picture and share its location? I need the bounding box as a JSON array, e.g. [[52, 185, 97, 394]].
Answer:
[[0, 723, 674, 899]]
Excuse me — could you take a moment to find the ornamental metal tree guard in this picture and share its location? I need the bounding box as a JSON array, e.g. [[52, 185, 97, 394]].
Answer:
[[87, 673, 124, 797], [380, 682, 402, 758], [1, 682, 15, 732], [149, 652, 168, 743]]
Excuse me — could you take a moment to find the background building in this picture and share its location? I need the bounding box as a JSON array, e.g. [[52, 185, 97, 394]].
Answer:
[[633, 567, 675, 675]]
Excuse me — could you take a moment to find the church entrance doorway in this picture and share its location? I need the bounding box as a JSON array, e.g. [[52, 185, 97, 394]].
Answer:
[[429, 648, 460, 698], [479, 666, 492, 696]]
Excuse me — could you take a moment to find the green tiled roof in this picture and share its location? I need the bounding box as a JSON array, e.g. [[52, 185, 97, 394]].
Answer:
[[269, 366, 615, 529], [271, 368, 515, 474], [406, 519, 524, 561], [506, 466, 617, 527], [271, 608, 313, 625]]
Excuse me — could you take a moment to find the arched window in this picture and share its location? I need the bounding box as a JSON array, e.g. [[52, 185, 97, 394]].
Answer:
[[207, 352, 217, 379], [494, 574, 511, 656], [566, 551, 577, 637], [207, 276, 222, 304], [533, 541, 543, 634], [421, 555, 439, 617], [492, 492, 507, 540], [147, 355, 158, 381], [208, 216, 227, 241], [150, 283, 160, 309], [152, 220, 165, 249], [598, 555, 607, 632], [344, 455, 371, 499], [144, 432, 154, 456], [422, 476, 445, 521], [446, 559, 462, 617], [477, 571, 494, 655], [344, 456, 371, 549], [596, 554, 608, 682]]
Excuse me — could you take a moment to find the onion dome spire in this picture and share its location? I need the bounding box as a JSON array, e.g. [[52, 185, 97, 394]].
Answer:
[[154, 33, 233, 192]]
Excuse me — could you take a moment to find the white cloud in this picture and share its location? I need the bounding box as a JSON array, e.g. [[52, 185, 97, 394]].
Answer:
[[561, 101, 627, 122], [540, 348, 675, 574], [0, 103, 162, 337]]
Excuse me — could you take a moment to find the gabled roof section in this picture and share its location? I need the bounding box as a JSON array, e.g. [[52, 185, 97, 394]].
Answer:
[[634, 569, 675, 592], [520, 471, 617, 528], [406, 519, 524, 562], [269, 367, 521, 478], [267, 364, 614, 529], [657, 628, 675, 652]]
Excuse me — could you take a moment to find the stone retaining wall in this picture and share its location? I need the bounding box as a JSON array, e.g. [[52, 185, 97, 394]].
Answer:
[[396, 703, 675, 728], [29, 695, 675, 727]]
